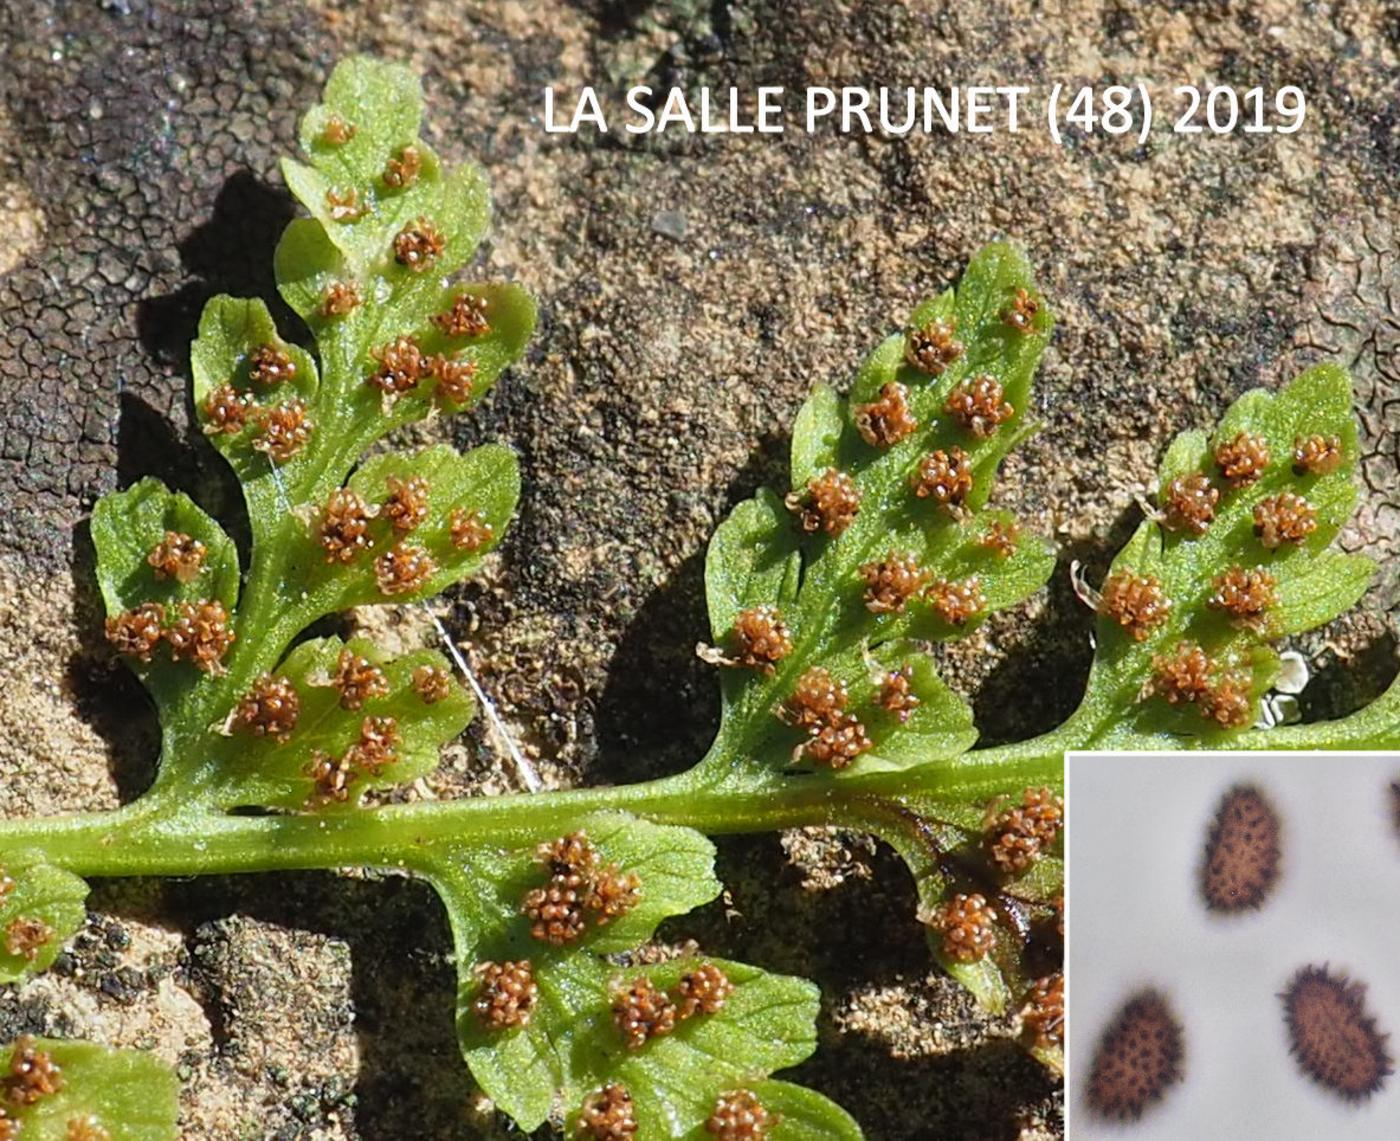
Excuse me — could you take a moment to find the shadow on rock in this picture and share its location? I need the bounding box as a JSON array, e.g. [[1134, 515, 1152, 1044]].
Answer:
[[593, 432, 789, 784]]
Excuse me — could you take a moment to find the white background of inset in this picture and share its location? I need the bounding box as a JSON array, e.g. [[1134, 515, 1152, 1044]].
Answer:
[[1067, 751, 1400, 1139]]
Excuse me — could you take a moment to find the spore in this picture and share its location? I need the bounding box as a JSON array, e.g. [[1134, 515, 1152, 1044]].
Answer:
[[1280, 965, 1393, 1102], [1085, 989, 1185, 1120], [1200, 784, 1281, 912]]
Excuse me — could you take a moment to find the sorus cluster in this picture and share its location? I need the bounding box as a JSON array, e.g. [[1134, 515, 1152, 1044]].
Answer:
[[6, 1036, 63, 1105], [1098, 570, 1171, 641], [944, 375, 1013, 438], [611, 960, 736, 1049], [105, 599, 236, 673], [859, 552, 929, 614], [522, 831, 642, 945], [779, 666, 873, 768], [146, 530, 206, 582], [705, 1088, 774, 1139], [235, 673, 301, 741], [911, 446, 974, 512], [1023, 972, 1065, 1051], [332, 648, 389, 710], [727, 605, 793, 672], [1213, 431, 1270, 487], [904, 316, 963, 376], [578, 1083, 637, 1140], [1149, 642, 1255, 729], [790, 467, 861, 536], [393, 216, 445, 271], [853, 381, 918, 448], [473, 959, 538, 1030], [4, 916, 53, 961], [986, 786, 1064, 874], [930, 891, 996, 962]]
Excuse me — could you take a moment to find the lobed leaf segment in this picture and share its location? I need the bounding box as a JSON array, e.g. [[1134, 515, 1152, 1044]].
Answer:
[[3, 55, 1397, 1139]]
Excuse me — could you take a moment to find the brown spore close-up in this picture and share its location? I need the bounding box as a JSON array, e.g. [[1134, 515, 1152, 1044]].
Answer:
[[1280, 964, 1393, 1103], [1084, 989, 1185, 1122], [1199, 783, 1283, 913]]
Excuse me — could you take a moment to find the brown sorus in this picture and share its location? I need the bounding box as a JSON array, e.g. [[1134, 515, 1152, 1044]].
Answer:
[[393, 217, 445, 271], [1150, 642, 1214, 707], [730, 605, 792, 671], [1200, 784, 1281, 912], [1254, 492, 1317, 548], [374, 543, 437, 596], [904, 316, 963, 375], [382, 144, 422, 189], [931, 892, 995, 962], [247, 343, 296, 387], [911, 446, 974, 511], [235, 674, 301, 742], [1214, 431, 1270, 487], [928, 576, 985, 626], [1002, 287, 1039, 332], [978, 518, 1020, 558], [164, 599, 235, 672], [320, 115, 356, 145], [305, 750, 354, 806], [332, 648, 389, 710], [781, 666, 848, 729], [104, 602, 166, 661], [1293, 434, 1343, 476], [987, 787, 1063, 875], [1209, 566, 1278, 627], [319, 489, 375, 563], [853, 382, 918, 447], [1022, 972, 1065, 1051], [524, 876, 588, 945], [325, 186, 368, 222], [383, 474, 430, 533], [585, 867, 642, 924], [348, 715, 400, 776], [612, 977, 678, 1049], [7, 1035, 63, 1103], [578, 1084, 638, 1139], [253, 399, 313, 462], [536, 832, 598, 877], [1099, 570, 1171, 641], [4, 918, 52, 961], [800, 714, 873, 769], [449, 508, 493, 552], [705, 1089, 773, 1139], [676, 962, 734, 1019], [411, 664, 454, 704], [878, 663, 920, 722], [1203, 673, 1253, 729], [368, 336, 427, 397], [791, 468, 861, 536], [1161, 473, 1218, 536], [1086, 990, 1185, 1120], [202, 382, 250, 434], [860, 553, 929, 614], [147, 530, 206, 582], [473, 960, 538, 1031], [1281, 965, 1393, 1102], [430, 353, 477, 404], [320, 281, 360, 317], [66, 1114, 111, 1141], [433, 292, 492, 338], [944, 375, 1013, 437]]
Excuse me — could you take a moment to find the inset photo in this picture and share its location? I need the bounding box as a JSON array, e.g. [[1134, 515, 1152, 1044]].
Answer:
[[1067, 751, 1400, 1139]]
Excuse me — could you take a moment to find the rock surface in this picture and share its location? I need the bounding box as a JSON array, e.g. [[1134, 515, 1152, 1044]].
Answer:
[[0, 1, 1396, 1137]]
